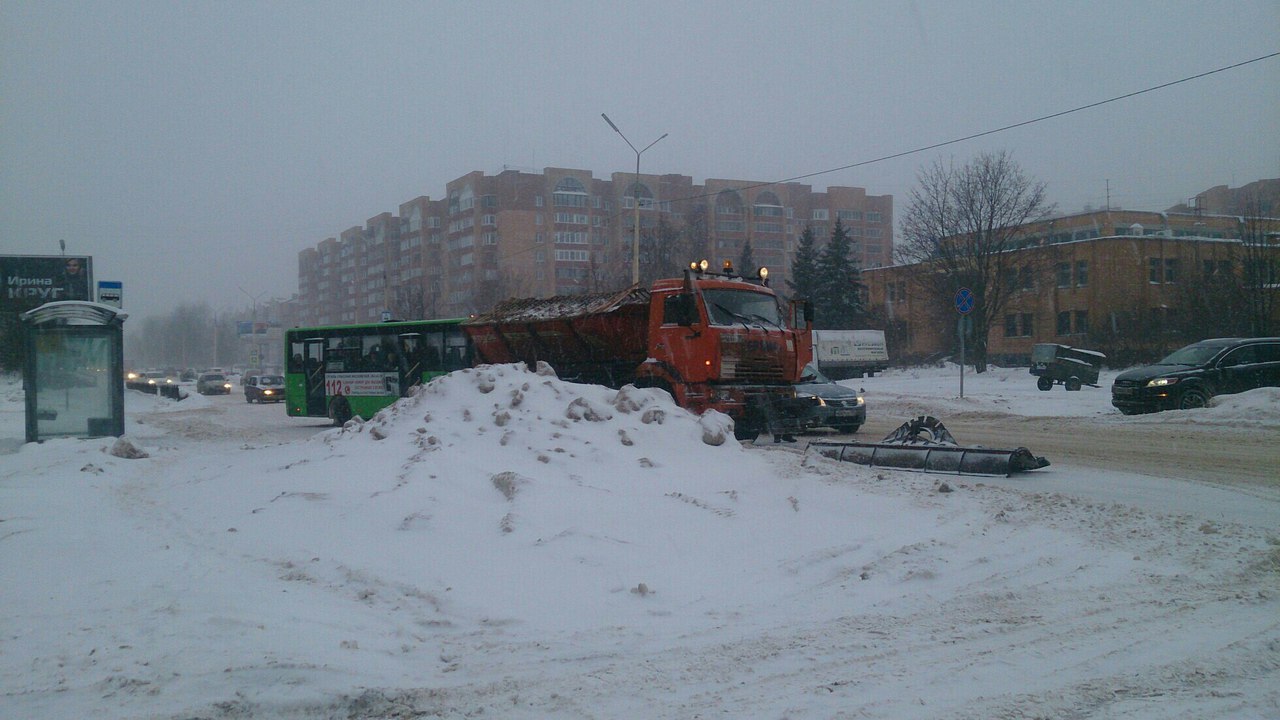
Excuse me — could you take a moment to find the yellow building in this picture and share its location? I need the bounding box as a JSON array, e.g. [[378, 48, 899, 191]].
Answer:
[[863, 210, 1280, 366]]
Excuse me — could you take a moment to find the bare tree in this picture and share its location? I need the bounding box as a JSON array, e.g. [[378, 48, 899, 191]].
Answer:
[[1239, 193, 1280, 336], [897, 151, 1055, 371], [638, 216, 702, 286], [472, 269, 533, 315]]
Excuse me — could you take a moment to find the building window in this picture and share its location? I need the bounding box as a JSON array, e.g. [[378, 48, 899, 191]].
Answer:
[[812, 209, 829, 221], [1148, 257, 1161, 283], [1056, 311, 1071, 335], [535, 196, 544, 207], [1203, 259, 1232, 277], [1074, 310, 1088, 335], [1075, 260, 1088, 287], [866, 211, 882, 223], [1004, 314, 1018, 337], [1056, 262, 1071, 288], [1164, 258, 1179, 283], [836, 210, 863, 221], [1021, 313, 1034, 336], [482, 214, 496, 226]]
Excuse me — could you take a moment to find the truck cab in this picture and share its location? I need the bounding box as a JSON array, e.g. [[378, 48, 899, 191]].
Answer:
[[638, 262, 813, 438]]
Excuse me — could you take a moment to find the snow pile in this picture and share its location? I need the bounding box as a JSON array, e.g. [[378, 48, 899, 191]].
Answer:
[[3, 366, 1279, 719]]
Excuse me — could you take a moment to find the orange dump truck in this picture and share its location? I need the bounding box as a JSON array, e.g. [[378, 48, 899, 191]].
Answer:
[[462, 264, 813, 440]]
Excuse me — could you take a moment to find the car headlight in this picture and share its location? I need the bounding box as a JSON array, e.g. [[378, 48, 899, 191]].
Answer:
[[223, 383, 232, 390], [1146, 377, 1179, 388], [147, 379, 156, 385], [263, 389, 274, 396]]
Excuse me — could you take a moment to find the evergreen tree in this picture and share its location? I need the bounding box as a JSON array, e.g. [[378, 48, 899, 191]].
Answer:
[[815, 218, 865, 329], [738, 240, 756, 275], [787, 225, 821, 302]]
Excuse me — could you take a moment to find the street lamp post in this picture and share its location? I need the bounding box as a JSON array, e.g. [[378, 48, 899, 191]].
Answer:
[[602, 114, 667, 285]]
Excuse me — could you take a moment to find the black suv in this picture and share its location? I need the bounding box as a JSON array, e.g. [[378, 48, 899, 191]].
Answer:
[[1111, 337, 1280, 414]]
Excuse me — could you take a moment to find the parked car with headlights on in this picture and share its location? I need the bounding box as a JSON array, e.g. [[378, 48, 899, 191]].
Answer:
[[795, 362, 865, 434], [1111, 337, 1280, 414], [244, 374, 286, 403], [196, 372, 233, 395]]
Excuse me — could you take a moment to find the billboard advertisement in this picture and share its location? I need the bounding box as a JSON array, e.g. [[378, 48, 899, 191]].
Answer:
[[1, 255, 94, 313]]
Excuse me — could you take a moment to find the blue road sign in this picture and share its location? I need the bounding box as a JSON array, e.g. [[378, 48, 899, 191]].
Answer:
[[955, 287, 975, 315]]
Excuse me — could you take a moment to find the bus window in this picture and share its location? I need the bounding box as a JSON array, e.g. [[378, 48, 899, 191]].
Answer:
[[327, 337, 361, 372], [444, 330, 470, 371], [288, 340, 305, 373], [425, 331, 444, 368]]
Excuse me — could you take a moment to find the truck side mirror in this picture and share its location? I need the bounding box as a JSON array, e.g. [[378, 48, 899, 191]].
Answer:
[[793, 300, 814, 327]]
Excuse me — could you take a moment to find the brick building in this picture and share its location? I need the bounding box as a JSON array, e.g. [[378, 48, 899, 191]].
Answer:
[[863, 209, 1280, 366], [296, 167, 892, 326]]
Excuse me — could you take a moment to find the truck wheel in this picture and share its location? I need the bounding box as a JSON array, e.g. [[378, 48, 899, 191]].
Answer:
[[733, 423, 761, 443], [1065, 377, 1082, 392], [1037, 376, 1054, 391], [1177, 388, 1208, 410]]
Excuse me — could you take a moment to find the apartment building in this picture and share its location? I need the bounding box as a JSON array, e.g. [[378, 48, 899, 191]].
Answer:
[[296, 167, 892, 326], [863, 209, 1280, 365]]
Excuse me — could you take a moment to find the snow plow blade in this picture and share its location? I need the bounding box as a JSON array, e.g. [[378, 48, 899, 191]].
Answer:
[[807, 416, 1049, 477]]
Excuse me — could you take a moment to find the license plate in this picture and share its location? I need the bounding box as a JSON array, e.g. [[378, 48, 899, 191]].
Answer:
[[1113, 387, 1134, 397]]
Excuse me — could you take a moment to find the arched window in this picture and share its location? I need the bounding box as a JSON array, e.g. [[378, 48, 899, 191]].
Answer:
[[554, 177, 589, 208], [626, 182, 655, 209], [554, 177, 587, 194], [753, 191, 784, 218], [716, 189, 744, 215]]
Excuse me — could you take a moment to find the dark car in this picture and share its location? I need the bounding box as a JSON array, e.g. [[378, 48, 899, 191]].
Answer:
[[244, 374, 286, 403], [1111, 337, 1280, 414], [196, 372, 232, 395], [795, 363, 866, 434]]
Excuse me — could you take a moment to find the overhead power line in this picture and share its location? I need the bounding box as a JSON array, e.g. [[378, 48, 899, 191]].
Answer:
[[690, 51, 1280, 200]]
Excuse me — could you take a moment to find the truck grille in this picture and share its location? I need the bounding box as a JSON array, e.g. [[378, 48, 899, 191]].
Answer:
[[722, 354, 787, 382]]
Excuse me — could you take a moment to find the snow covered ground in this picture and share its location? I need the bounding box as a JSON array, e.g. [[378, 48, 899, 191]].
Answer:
[[1, 364, 1277, 719]]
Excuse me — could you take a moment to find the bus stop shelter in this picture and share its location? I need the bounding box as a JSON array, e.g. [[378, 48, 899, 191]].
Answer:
[[20, 301, 127, 443]]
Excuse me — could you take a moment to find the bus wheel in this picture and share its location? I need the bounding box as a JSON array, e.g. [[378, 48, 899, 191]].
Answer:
[[331, 396, 353, 426]]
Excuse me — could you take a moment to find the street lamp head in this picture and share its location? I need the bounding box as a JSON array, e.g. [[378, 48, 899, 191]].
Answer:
[[601, 113, 621, 134]]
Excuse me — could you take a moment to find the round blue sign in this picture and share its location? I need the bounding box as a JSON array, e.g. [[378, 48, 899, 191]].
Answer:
[[955, 287, 975, 315]]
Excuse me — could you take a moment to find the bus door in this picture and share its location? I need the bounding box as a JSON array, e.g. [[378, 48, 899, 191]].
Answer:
[[398, 333, 423, 391], [303, 338, 327, 416]]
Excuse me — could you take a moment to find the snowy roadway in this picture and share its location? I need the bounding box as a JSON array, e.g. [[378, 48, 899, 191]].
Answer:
[[2, 365, 1278, 719]]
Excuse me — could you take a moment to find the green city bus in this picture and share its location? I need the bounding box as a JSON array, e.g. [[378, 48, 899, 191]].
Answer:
[[284, 318, 471, 424]]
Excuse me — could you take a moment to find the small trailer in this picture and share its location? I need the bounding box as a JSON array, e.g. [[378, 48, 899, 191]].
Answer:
[[1029, 343, 1105, 391]]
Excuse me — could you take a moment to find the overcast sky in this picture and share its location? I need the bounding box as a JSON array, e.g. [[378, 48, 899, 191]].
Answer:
[[3, 1, 1278, 323]]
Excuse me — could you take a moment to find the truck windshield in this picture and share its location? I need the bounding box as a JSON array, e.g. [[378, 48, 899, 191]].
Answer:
[[703, 289, 784, 328]]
